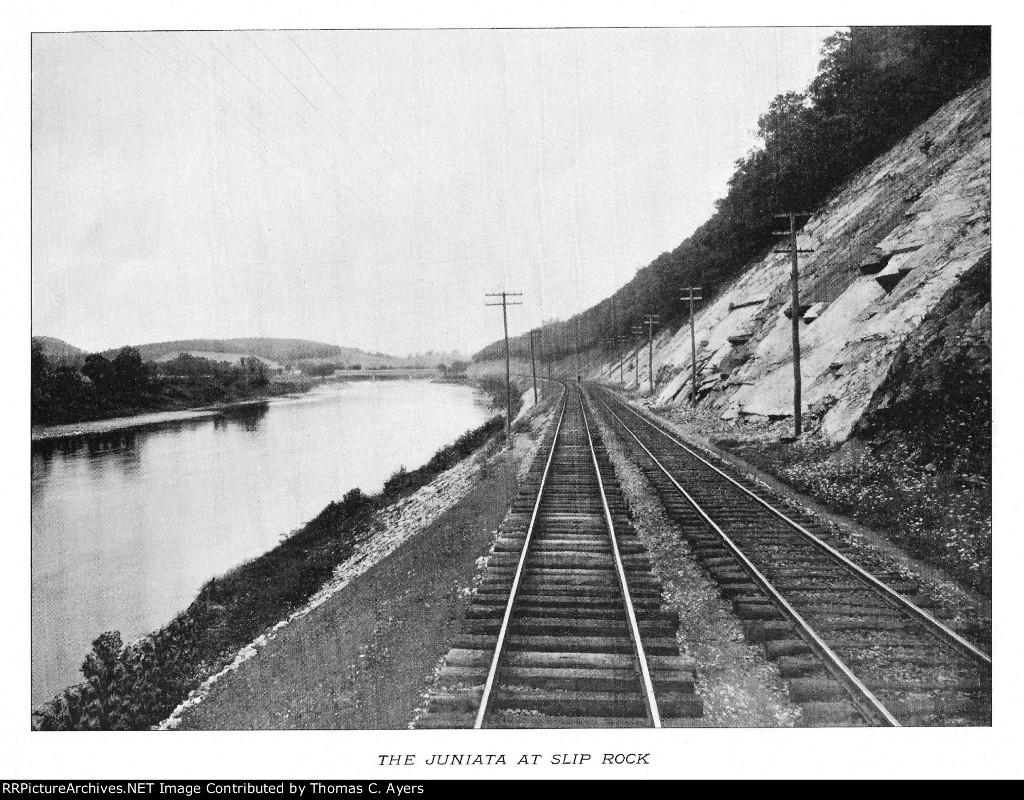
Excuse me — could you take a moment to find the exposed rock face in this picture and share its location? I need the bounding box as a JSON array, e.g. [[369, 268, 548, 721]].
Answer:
[[855, 253, 990, 475], [625, 79, 990, 443]]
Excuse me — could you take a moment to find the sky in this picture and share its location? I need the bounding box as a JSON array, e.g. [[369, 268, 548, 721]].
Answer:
[[32, 27, 840, 356]]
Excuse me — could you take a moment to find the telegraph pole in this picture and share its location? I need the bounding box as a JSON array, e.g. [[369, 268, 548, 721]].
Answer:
[[541, 327, 550, 383], [773, 212, 814, 437], [611, 295, 619, 382], [486, 291, 523, 442], [600, 339, 612, 377], [574, 317, 581, 382], [631, 325, 643, 388], [681, 287, 703, 406], [644, 314, 660, 395], [602, 335, 627, 383], [529, 329, 538, 404], [563, 325, 569, 378]]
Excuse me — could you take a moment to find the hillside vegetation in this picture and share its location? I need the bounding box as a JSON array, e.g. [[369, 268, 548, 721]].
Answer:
[[33, 336, 87, 366], [474, 27, 990, 365]]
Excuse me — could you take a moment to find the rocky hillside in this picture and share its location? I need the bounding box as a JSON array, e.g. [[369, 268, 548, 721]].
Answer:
[[610, 78, 990, 444]]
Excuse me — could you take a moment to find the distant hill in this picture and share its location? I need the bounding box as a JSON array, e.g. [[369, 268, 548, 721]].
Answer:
[[100, 338, 348, 364], [402, 351, 471, 368], [32, 336, 86, 365], [37, 335, 469, 371]]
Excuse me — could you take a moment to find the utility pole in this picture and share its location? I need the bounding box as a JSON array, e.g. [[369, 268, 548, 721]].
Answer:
[[529, 329, 538, 404], [485, 291, 523, 442], [602, 335, 626, 383], [643, 314, 660, 395], [772, 212, 814, 437], [611, 295, 619, 382], [541, 327, 550, 383], [574, 317, 581, 383], [681, 287, 703, 406], [631, 325, 643, 389]]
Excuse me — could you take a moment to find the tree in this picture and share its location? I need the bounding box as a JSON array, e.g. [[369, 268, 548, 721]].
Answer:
[[111, 347, 148, 393], [31, 341, 53, 421], [239, 356, 269, 389], [82, 354, 114, 391]]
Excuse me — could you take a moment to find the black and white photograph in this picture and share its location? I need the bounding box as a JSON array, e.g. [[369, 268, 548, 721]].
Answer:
[[6, 2, 1020, 782]]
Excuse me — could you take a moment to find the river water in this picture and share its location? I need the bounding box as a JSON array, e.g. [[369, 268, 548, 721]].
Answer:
[[31, 380, 491, 707]]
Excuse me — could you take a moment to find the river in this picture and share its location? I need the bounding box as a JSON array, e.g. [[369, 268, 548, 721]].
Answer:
[[30, 380, 491, 707]]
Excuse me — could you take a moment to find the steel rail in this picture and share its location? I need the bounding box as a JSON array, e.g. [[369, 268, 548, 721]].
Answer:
[[577, 391, 662, 728], [593, 390, 901, 727], [473, 385, 569, 729], [595, 387, 992, 668]]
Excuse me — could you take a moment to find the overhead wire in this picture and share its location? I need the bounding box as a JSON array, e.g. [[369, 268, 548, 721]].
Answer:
[[83, 33, 278, 170], [286, 31, 461, 239], [192, 32, 403, 231], [246, 32, 444, 245], [95, 32, 390, 234], [82, 33, 621, 336]]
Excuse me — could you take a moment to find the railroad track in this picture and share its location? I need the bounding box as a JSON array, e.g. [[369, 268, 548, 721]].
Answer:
[[415, 384, 703, 728], [589, 384, 991, 727]]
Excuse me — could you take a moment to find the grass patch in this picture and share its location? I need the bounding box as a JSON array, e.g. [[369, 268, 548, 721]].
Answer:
[[718, 436, 991, 595]]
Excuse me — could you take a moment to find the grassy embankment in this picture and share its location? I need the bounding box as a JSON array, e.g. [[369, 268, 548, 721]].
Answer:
[[33, 403, 512, 730]]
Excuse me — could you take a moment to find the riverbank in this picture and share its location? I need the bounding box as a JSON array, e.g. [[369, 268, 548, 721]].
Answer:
[[30, 398, 275, 442], [31, 401, 515, 731]]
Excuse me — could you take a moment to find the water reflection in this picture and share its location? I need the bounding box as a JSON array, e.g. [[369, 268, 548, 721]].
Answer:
[[31, 382, 489, 706], [213, 402, 268, 434], [34, 405, 271, 466]]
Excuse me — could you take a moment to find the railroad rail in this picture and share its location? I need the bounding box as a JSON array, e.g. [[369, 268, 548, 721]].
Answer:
[[416, 383, 703, 728], [589, 384, 991, 727]]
